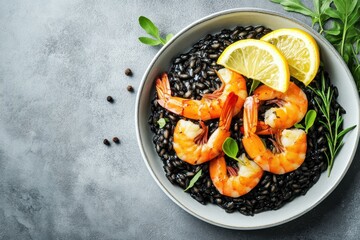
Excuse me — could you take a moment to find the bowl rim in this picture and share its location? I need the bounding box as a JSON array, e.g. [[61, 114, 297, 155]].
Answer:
[[135, 7, 360, 230]]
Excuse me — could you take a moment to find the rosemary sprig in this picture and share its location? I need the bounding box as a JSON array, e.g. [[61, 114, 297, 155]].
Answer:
[[309, 72, 356, 176]]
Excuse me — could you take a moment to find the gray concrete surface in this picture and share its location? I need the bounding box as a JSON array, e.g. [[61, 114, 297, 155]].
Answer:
[[1, 0, 359, 239]]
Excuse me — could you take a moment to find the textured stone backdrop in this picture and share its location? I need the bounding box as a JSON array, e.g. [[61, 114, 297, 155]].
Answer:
[[1, 0, 359, 239]]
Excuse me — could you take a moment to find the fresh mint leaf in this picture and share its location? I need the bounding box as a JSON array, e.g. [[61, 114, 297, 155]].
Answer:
[[184, 169, 202, 191]]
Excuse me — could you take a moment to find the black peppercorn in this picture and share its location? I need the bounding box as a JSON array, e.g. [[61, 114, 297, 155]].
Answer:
[[103, 139, 110, 146], [107, 96, 114, 103], [127, 85, 134, 92], [125, 68, 132, 76], [112, 137, 120, 144]]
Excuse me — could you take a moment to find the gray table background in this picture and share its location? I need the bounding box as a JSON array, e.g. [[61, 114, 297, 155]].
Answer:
[[1, 0, 359, 239]]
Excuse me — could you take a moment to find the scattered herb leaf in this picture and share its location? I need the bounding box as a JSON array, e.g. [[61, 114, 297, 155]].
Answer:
[[138, 16, 173, 46], [249, 79, 260, 94], [309, 72, 356, 176], [184, 169, 202, 191], [165, 33, 174, 43], [157, 118, 169, 128], [294, 110, 317, 132], [304, 109, 317, 133], [139, 37, 162, 46], [222, 137, 238, 159], [271, 0, 360, 94], [222, 137, 244, 164], [294, 122, 305, 129]]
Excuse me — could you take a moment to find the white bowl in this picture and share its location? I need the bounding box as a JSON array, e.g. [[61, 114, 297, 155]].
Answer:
[[135, 8, 360, 229]]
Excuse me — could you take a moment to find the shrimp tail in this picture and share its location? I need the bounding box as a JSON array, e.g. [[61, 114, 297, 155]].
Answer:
[[254, 121, 275, 135], [202, 72, 225, 100], [219, 92, 238, 129], [156, 73, 172, 106], [242, 96, 268, 160], [156, 73, 184, 115], [243, 96, 259, 137], [239, 121, 275, 135]]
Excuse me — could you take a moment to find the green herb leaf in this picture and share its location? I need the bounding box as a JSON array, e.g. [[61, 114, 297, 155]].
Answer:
[[184, 169, 202, 191], [294, 123, 305, 129], [249, 80, 260, 95], [165, 33, 174, 43], [312, 0, 332, 32], [309, 72, 357, 176], [138, 16, 174, 47], [271, 0, 315, 17], [324, 22, 341, 36], [139, 16, 159, 39], [157, 118, 168, 128], [304, 109, 317, 133], [337, 123, 356, 139], [138, 37, 162, 46], [222, 137, 238, 159]]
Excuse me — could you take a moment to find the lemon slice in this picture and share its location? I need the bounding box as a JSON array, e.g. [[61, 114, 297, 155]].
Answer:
[[217, 39, 290, 92], [261, 28, 320, 86]]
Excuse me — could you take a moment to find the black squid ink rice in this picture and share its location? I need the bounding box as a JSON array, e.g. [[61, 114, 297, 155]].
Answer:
[[148, 25, 346, 215]]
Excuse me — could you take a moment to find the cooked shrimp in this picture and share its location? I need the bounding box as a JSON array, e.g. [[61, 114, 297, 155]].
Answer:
[[156, 68, 247, 120], [173, 93, 238, 165], [242, 96, 307, 174], [253, 82, 308, 130], [209, 154, 263, 197]]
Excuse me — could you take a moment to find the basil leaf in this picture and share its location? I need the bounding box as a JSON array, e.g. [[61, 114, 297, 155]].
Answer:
[[305, 109, 317, 133], [138, 37, 162, 46], [222, 137, 238, 159], [139, 16, 160, 39], [184, 169, 202, 191]]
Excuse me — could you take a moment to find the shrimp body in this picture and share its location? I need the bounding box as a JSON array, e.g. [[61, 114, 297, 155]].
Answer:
[[242, 96, 307, 174], [156, 68, 247, 120], [210, 154, 263, 197], [254, 82, 308, 130], [173, 93, 238, 165]]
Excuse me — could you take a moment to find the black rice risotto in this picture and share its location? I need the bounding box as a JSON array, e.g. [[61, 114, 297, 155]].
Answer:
[[148, 25, 345, 215]]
